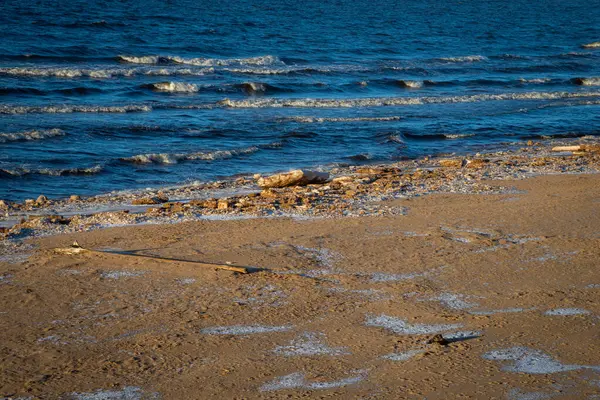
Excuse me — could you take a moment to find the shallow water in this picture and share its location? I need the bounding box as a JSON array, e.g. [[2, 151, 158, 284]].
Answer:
[[1, 0, 599, 200]]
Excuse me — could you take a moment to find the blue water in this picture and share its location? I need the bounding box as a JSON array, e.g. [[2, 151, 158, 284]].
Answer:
[[1, 0, 600, 201]]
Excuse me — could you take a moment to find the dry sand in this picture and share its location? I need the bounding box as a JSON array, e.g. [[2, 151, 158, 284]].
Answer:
[[1, 173, 599, 399]]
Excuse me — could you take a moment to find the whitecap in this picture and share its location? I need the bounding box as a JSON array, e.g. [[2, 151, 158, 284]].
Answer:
[[0, 128, 64, 143], [149, 81, 199, 92]]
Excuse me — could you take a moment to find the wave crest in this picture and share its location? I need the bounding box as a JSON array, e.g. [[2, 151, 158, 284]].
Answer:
[[0, 128, 64, 143], [148, 81, 199, 93], [582, 41, 600, 49], [118, 54, 281, 67], [0, 104, 151, 115], [573, 77, 600, 86], [219, 91, 600, 109], [0, 67, 214, 79], [120, 146, 260, 165], [0, 165, 102, 177], [438, 55, 487, 63]]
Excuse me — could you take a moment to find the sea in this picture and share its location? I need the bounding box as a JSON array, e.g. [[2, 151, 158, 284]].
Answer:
[[1, 0, 599, 201]]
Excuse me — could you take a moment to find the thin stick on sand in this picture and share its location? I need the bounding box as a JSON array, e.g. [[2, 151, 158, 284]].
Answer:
[[53, 242, 262, 274]]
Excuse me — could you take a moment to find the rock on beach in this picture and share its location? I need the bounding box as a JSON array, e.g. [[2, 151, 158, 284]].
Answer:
[[257, 170, 329, 188]]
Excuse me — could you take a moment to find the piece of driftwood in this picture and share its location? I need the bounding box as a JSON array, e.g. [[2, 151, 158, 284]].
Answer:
[[53, 242, 261, 274], [551, 145, 581, 152]]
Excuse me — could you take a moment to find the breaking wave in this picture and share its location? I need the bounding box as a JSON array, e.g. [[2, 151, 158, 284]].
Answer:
[[0, 165, 103, 177], [403, 132, 476, 140], [581, 41, 600, 49], [0, 128, 65, 143], [120, 146, 260, 165], [0, 66, 214, 79], [572, 77, 600, 86], [0, 104, 152, 114], [146, 81, 199, 92], [218, 91, 600, 109], [438, 55, 487, 63], [118, 54, 282, 67], [397, 80, 424, 88], [282, 116, 403, 123]]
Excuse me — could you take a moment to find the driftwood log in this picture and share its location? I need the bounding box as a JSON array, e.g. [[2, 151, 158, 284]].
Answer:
[[54, 242, 261, 274]]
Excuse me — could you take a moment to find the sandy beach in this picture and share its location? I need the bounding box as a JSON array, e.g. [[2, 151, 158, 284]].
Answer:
[[1, 143, 600, 399]]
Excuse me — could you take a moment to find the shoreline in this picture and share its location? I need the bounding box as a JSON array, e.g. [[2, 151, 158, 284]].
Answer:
[[1, 136, 600, 242]]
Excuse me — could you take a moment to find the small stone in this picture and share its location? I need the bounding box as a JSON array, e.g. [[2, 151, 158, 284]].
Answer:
[[260, 189, 278, 198], [203, 199, 218, 209], [439, 159, 465, 168], [217, 199, 231, 210], [466, 159, 488, 169], [0, 200, 7, 209], [25, 199, 35, 206], [36, 195, 48, 205], [69, 195, 81, 202], [253, 173, 262, 180], [527, 140, 534, 146], [132, 195, 168, 205]]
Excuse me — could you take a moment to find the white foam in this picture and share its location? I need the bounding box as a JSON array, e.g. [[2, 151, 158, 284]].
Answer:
[[365, 314, 463, 335], [0, 66, 214, 78], [381, 349, 424, 361], [483, 347, 585, 374], [0, 104, 151, 114], [118, 55, 160, 64], [200, 324, 292, 335], [582, 41, 600, 48], [218, 91, 600, 109], [119, 54, 281, 67], [0, 128, 64, 143], [150, 81, 199, 92], [398, 80, 423, 88], [120, 145, 260, 165], [544, 308, 590, 316], [273, 332, 349, 356], [519, 78, 551, 84], [260, 371, 365, 391], [439, 55, 487, 62], [283, 116, 403, 123], [0, 165, 103, 177], [576, 77, 600, 86]]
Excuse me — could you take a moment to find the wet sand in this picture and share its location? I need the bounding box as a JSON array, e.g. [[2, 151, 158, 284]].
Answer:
[[1, 171, 599, 399]]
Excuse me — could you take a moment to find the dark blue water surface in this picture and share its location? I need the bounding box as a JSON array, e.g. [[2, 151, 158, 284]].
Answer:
[[1, 0, 600, 200]]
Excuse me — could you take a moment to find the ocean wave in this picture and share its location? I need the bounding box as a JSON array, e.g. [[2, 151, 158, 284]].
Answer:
[[0, 86, 103, 96], [397, 80, 424, 88], [238, 82, 268, 94], [438, 55, 487, 63], [0, 128, 65, 143], [218, 91, 600, 109], [0, 165, 102, 177], [146, 81, 199, 93], [403, 132, 475, 140], [581, 41, 600, 49], [519, 78, 552, 84], [0, 104, 152, 114], [0, 66, 214, 79], [282, 116, 403, 123], [572, 77, 600, 86], [120, 146, 260, 165], [118, 54, 281, 67]]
